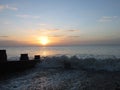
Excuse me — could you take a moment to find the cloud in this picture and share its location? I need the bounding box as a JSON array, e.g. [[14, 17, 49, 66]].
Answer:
[[0, 40, 24, 46], [0, 39, 35, 46], [6, 5, 18, 11], [98, 16, 118, 22], [67, 30, 79, 32], [68, 35, 80, 38], [50, 29, 60, 32], [3, 21, 12, 25], [0, 5, 18, 11], [16, 14, 40, 19], [38, 24, 47, 26], [48, 35, 64, 37], [0, 36, 9, 38], [0, 5, 4, 11], [48, 35, 80, 38], [36, 28, 60, 32]]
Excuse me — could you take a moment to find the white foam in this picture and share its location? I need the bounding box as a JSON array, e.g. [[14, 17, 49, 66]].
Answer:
[[40, 55, 120, 71]]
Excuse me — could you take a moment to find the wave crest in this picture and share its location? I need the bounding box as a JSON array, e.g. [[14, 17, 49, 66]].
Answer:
[[40, 55, 120, 71]]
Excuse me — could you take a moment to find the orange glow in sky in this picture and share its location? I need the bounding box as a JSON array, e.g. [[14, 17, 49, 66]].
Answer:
[[0, 0, 120, 46]]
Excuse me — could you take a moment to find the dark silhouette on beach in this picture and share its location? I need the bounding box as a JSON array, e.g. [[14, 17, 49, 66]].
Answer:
[[0, 50, 40, 75]]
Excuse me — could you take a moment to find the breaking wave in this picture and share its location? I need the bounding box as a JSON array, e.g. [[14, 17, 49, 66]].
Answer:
[[40, 55, 120, 72]]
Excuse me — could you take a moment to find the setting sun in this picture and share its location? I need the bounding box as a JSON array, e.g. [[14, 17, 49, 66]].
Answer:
[[39, 36, 49, 45]]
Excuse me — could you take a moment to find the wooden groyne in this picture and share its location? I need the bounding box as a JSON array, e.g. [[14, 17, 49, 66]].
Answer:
[[0, 50, 40, 74]]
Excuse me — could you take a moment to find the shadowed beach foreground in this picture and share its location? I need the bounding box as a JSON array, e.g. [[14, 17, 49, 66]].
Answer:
[[0, 56, 120, 90], [0, 67, 120, 90]]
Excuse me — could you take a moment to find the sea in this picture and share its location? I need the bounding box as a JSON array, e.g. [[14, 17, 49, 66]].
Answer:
[[1, 46, 120, 89], [0, 45, 120, 60]]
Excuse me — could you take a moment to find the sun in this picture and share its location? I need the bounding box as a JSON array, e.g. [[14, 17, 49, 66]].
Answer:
[[39, 36, 49, 45]]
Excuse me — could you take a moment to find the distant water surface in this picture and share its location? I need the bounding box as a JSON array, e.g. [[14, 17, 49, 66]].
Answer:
[[0, 46, 120, 60]]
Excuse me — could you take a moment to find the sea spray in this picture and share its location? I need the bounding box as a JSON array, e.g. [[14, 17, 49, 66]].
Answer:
[[40, 55, 120, 71]]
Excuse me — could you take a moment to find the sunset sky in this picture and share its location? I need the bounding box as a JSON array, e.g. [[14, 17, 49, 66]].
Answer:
[[0, 0, 120, 46]]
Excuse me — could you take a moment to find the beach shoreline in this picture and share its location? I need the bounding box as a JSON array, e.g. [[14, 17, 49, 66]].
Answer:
[[0, 62, 120, 90]]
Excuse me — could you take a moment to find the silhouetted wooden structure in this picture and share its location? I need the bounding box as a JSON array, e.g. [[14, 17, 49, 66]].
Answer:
[[0, 50, 7, 62], [20, 54, 29, 61], [34, 55, 41, 60], [0, 50, 40, 74]]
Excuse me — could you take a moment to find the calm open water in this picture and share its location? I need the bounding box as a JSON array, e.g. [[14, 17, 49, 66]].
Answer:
[[0, 45, 120, 60]]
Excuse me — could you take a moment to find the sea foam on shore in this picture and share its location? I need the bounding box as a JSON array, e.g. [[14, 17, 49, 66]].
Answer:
[[1, 55, 120, 90]]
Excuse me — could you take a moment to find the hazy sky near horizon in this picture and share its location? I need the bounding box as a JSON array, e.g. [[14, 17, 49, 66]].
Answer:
[[0, 0, 120, 46]]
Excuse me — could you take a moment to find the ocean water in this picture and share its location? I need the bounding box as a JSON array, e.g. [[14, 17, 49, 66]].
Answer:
[[0, 45, 120, 60], [1, 46, 120, 90]]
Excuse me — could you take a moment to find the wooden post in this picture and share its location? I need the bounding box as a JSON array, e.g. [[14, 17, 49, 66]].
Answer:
[[20, 54, 29, 61], [0, 50, 7, 62], [34, 55, 41, 60]]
